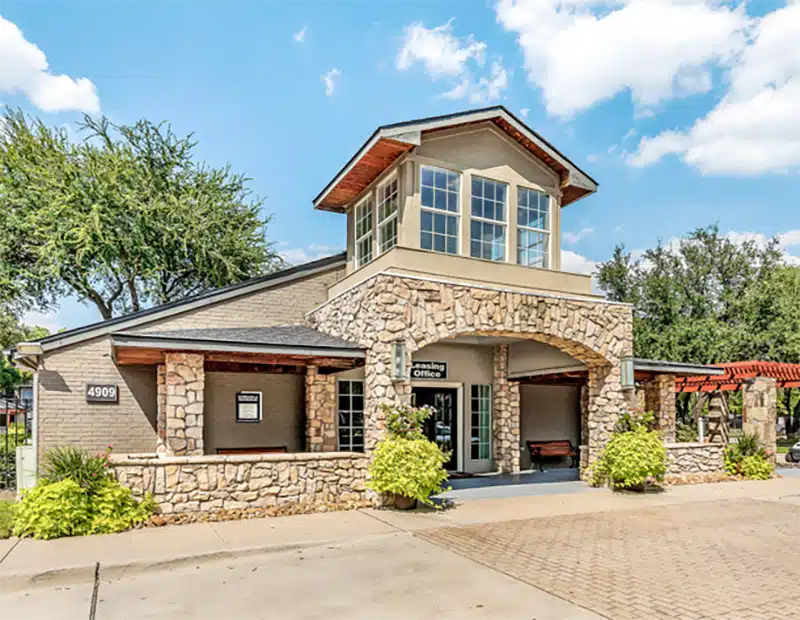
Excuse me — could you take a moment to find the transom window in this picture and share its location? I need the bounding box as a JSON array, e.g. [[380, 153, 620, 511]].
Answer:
[[354, 197, 373, 268], [337, 380, 364, 452], [377, 176, 399, 254], [517, 187, 550, 268], [470, 177, 507, 262], [471, 385, 491, 460], [420, 165, 460, 255]]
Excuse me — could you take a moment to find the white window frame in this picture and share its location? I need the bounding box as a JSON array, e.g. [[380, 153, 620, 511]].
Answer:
[[337, 380, 364, 452], [377, 174, 399, 255], [470, 384, 492, 461], [469, 176, 508, 262], [419, 164, 460, 256], [517, 185, 551, 269], [354, 195, 374, 268]]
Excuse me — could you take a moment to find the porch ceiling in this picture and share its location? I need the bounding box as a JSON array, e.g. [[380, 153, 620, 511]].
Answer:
[[110, 326, 365, 373]]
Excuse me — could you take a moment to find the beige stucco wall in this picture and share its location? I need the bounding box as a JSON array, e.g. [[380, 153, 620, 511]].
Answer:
[[509, 340, 586, 377], [36, 266, 344, 461], [519, 385, 581, 469], [203, 372, 304, 454]]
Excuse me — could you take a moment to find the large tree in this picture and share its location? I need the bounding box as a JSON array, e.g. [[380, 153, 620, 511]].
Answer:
[[597, 225, 800, 364], [0, 109, 283, 320]]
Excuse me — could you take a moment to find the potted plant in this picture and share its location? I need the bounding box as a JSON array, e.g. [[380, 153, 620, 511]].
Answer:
[[367, 404, 450, 509]]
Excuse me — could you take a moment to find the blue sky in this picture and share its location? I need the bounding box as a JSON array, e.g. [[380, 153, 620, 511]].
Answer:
[[1, 0, 798, 332]]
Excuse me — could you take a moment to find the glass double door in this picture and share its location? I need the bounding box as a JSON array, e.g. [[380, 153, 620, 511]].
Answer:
[[412, 387, 458, 471]]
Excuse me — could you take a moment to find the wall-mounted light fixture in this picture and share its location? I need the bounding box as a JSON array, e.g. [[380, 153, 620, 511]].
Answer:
[[620, 356, 635, 390], [391, 340, 408, 381]]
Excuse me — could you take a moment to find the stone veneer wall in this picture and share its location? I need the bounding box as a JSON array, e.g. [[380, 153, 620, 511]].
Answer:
[[305, 366, 337, 452], [644, 375, 677, 442], [743, 376, 777, 454], [308, 274, 633, 469], [665, 443, 725, 478], [164, 352, 205, 456], [156, 364, 167, 454], [111, 452, 370, 514], [492, 345, 520, 473]]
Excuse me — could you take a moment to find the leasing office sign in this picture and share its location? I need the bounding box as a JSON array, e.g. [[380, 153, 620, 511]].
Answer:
[[411, 361, 448, 380]]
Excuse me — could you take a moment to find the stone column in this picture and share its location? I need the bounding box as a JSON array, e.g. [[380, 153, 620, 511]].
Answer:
[[586, 363, 627, 468], [156, 364, 167, 454], [363, 342, 411, 453], [644, 374, 677, 442], [492, 345, 520, 474], [579, 383, 590, 472], [305, 365, 337, 452], [743, 376, 777, 454], [164, 352, 205, 456]]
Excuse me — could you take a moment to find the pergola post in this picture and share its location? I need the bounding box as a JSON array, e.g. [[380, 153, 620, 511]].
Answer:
[[305, 365, 337, 452], [743, 376, 777, 455], [644, 374, 677, 442], [164, 352, 205, 456]]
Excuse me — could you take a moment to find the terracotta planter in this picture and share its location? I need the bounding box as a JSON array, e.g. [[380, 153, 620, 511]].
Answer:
[[393, 494, 417, 510]]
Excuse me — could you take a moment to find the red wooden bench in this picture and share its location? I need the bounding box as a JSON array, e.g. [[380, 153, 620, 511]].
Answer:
[[527, 440, 577, 471]]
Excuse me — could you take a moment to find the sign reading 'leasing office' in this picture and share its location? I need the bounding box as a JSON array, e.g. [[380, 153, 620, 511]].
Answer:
[[411, 361, 448, 380]]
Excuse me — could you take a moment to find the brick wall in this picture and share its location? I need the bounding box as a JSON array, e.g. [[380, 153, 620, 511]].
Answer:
[[37, 266, 344, 461]]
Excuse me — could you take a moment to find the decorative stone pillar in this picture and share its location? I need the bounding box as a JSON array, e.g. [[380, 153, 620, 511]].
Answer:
[[156, 364, 167, 454], [164, 352, 205, 456], [363, 342, 411, 453], [644, 374, 677, 442], [492, 345, 520, 473], [305, 365, 337, 452], [585, 363, 627, 469], [579, 383, 590, 472], [743, 376, 777, 454]]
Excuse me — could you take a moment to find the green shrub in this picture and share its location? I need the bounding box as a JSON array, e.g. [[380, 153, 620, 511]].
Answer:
[[383, 403, 432, 440], [0, 500, 16, 539], [13, 479, 92, 539], [614, 409, 656, 433], [591, 425, 667, 490], [368, 438, 449, 506], [41, 445, 111, 493], [89, 480, 155, 534], [739, 455, 773, 480], [724, 432, 773, 479]]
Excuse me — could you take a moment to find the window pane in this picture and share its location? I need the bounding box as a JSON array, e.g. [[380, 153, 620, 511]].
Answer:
[[421, 232, 433, 250], [421, 186, 433, 208], [446, 236, 457, 255], [421, 167, 434, 188], [434, 234, 446, 253], [434, 213, 445, 234], [434, 169, 445, 189], [472, 177, 482, 198]]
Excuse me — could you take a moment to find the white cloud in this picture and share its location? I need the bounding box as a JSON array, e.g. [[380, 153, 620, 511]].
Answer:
[[396, 19, 486, 77], [280, 243, 342, 265], [628, 2, 800, 175], [0, 16, 100, 114], [495, 0, 750, 118], [441, 60, 510, 104], [321, 68, 341, 96], [563, 227, 594, 244], [293, 26, 307, 43], [586, 153, 599, 163], [396, 20, 509, 103], [519, 107, 530, 119]]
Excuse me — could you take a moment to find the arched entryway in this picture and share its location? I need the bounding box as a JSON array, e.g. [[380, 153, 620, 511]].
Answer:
[[308, 273, 634, 474]]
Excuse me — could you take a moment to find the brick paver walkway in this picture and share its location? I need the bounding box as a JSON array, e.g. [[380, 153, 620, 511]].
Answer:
[[417, 498, 800, 620]]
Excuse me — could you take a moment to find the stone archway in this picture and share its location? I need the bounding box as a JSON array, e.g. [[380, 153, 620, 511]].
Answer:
[[308, 274, 633, 472]]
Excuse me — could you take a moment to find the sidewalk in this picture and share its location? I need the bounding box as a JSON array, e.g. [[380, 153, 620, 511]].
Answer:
[[1, 475, 798, 593]]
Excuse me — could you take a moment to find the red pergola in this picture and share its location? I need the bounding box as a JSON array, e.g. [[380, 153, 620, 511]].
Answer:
[[674, 361, 800, 393]]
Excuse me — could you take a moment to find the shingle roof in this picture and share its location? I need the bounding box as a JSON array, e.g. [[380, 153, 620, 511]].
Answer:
[[118, 325, 362, 351]]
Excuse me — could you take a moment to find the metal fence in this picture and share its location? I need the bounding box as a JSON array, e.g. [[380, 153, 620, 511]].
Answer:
[[1, 396, 33, 490]]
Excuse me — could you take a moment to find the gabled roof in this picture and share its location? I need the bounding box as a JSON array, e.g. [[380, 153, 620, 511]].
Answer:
[[313, 105, 598, 213], [24, 252, 347, 354]]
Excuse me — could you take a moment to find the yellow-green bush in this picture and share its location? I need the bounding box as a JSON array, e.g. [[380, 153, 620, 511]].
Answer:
[[368, 438, 449, 506], [591, 425, 667, 490], [724, 431, 774, 480], [13, 479, 93, 539]]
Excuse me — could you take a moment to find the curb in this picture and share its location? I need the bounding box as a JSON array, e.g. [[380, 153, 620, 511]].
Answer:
[[0, 539, 342, 594]]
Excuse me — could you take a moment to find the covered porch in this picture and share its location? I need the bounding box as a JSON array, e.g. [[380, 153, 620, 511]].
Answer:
[[110, 326, 365, 457]]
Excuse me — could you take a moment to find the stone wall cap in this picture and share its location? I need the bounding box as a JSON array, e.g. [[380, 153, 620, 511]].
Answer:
[[664, 442, 721, 449], [109, 451, 368, 466]]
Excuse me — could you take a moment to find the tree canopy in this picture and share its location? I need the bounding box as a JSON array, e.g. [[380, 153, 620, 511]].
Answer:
[[0, 109, 283, 320], [597, 225, 800, 364]]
